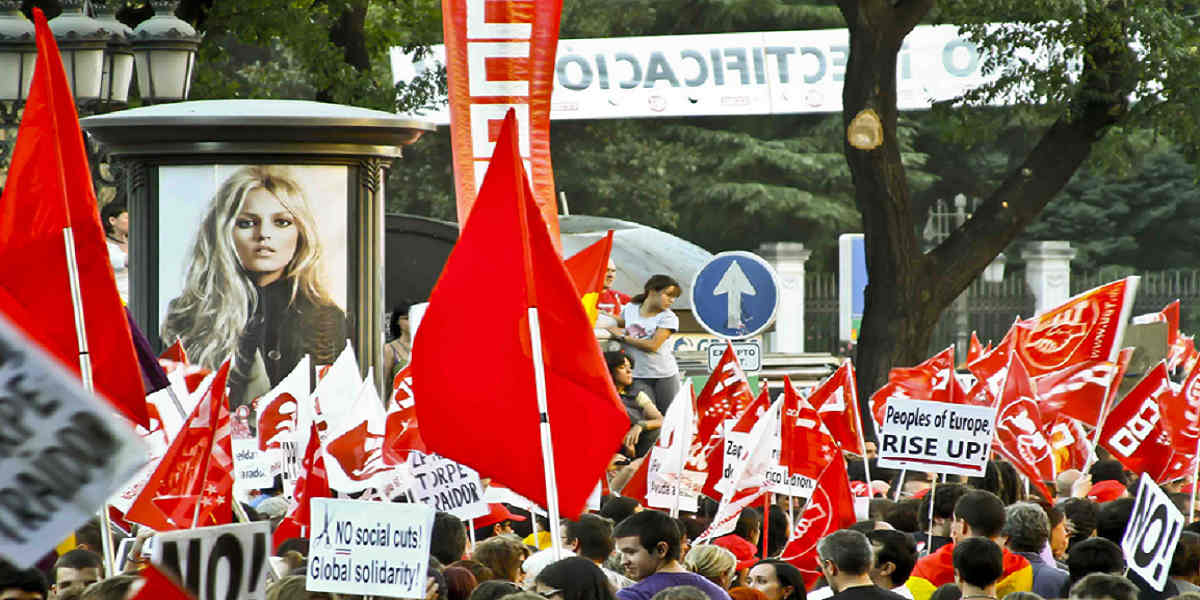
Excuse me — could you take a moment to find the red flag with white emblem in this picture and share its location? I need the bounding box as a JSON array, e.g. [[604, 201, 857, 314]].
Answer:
[[1034, 360, 1118, 427], [781, 454, 856, 588], [809, 361, 864, 454], [687, 341, 756, 473], [322, 375, 393, 493], [1099, 362, 1180, 480], [1163, 361, 1200, 456], [994, 357, 1056, 499], [274, 421, 331, 549], [780, 376, 839, 480], [383, 364, 426, 465], [870, 346, 962, 426], [697, 397, 782, 542], [1015, 277, 1138, 377], [968, 332, 984, 364], [701, 382, 769, 500]]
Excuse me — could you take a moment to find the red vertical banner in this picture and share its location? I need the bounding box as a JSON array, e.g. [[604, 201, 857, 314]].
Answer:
[[442, 0, 562, 251]]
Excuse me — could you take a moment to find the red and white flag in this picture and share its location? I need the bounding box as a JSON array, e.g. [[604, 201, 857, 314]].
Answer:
[[1034, 360, 1118, 427], [780, 376, 839, 480], [1015, 277, 1138, 377], [255, 355, 311, 454], [697, 397, 782, 542], [809, 361, 865, 454], [383, 365, 426, 465], [688, 341, 756, 472], [994, 357, 1055, 499], [1049, 416, 1092, 473], [870, 346, 961, 425], [704, 383, 769, 499], [1099, 361, 1179, 480], [968, 332, 985, 364], [1133, 299, 1180, 347], [274, 421, 331, 550], [1163, 361, 1200, 456], [781, 454, 857, 588], [322, 373, 394, 493]]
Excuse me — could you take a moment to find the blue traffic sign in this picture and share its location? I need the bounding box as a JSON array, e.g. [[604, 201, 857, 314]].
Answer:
[[690, 251, 779, 339]]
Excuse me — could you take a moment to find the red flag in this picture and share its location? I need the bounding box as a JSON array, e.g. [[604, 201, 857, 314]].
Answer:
[[1164, 362, 1200, 456], [412, 110, 629, 518], [160, 339, 188, 364], [780, 376, 839, 480], [968, 332, 984, 364], [1049, 416, 1092, 473], [274, 422, 331, 550], [994, 358, 1055, 500], [870, 346, 960, 425], [700, 382, 769, 500], [0, 8, 146, 427], [1099, 362, 1178, 479], [968, 321, 1023, 399], [781, 455, 857, 588], [126, 362, 232, 530], [1133, 299, 1180, 348], [564, 230, 614, 324], [130, 564, 194, 600], [383, 365, 426, 465], [1015, 278, 1138, 377], [1034, 360, 1119, 427], [809, 361, 864, 454], [689, 342, 756, 472]]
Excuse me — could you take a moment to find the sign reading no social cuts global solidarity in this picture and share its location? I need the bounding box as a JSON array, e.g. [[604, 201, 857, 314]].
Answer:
[[307, 498, 435, 598], [876, 399, 996, 477], [151, 521, 272, 600], [0, 314, 148, 566], [409, 452, 489, 521], [1123, 474, 1185, 592]]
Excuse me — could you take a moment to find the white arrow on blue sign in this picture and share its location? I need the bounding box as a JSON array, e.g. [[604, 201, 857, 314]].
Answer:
[[690, 251, 779, 339]]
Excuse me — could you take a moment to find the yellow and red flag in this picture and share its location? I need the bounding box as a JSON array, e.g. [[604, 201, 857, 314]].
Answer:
[[564, 230, 614, 325]]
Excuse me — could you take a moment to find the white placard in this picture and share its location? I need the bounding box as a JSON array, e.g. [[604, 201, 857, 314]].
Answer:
[[0, 313, 148, 566], [151, 521, 272, 600], [1123, 473, 1185, 592], [645, 446, 703, 512], [875, 399, 996, 477], [409, 452, 489, 521], [233, 438, 275, 489], [307, 498, 435, 598]]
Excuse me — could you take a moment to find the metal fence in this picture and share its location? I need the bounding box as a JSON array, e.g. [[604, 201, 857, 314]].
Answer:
[[804, 269, 1200, 355]]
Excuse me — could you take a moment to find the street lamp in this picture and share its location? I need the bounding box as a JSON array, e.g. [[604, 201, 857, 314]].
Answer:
[[0, 1, 35, 125], [47, 0, 108, 106], [93, 0, 134, 112], [130, 0, 201, 104]]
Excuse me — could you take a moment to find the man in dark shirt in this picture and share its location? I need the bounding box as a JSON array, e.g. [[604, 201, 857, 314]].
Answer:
[[613, 510, 732, 600], [953, 537, 1004, 600], [818, 529, 907, 600]]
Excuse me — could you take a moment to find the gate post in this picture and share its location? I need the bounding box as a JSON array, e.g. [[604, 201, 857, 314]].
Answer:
[[1022, 241, 1077, 316], [757, 242, 811, 353]]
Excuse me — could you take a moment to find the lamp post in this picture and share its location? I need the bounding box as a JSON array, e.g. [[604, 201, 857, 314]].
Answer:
[[0, 0, 35, 169], [47, 0, 107, 106], [130, 0, 201, 104], [93, 0, 135, 113]]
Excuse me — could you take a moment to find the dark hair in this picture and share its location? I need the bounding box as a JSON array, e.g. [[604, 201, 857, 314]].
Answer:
[[389, 301, 414, 340], [885, 499, 922, 533], [930, 583, 962, 600], [1066, 538, 1125, 586], [869, 498, 897, 521], [277, 536, 309, 558], [816, 529, 873, 575], [1060, 498, 1099, 550], [953, 491, 1007, 538], [537, 557, 617, 600], [1069, 573, 1138, 600], [74, 519, 103, 551], [100, 202, 127, 235], [1002, 503, 1050, 553], [631, 275, 681, 305], [605, 350, 634, 375], [613, 510, 682, 562], [867, 529, 918, 586], [994, 462, 1022, 505], [1171, 531, 1200, 577], [733, 507, 762, 541], [762, 505, 789, 559], [750, 560, 806, 600], [566, 514, 617, 563], [80, 574, 138, 600], [444, 566, 479, 600], [0, 559, 47, 595], [967, 462, 1004, 499], [1088, 460, 1129, 486], [467, 580, 521, 600], [1037, 499, 1065, 529], [53, 548, 104, 579], [953, 537, 1004, 589], [1095, 498, 1135, 544], [920, 483, 968, 529], [451, 560, 495, 583], [849, 521, 879, 536], [433, 512, 468, 566], [601, 496, 640, 525], [1003, 593, 1044, 600]]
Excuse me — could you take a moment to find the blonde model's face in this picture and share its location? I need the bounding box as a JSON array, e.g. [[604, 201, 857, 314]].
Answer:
[[233, 188, 300, 286]]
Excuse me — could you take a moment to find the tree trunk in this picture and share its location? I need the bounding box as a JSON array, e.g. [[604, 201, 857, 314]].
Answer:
[[318, 0, 370, 101]]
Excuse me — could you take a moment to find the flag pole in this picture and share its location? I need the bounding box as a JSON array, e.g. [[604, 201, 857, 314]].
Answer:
[[893, 470, 906, 501], [847, 361, 873, 487], [924, 480, 936, 557], [527, 306, 564, 560], [63, 227, 118, 576], [762, 492, 771, 558]]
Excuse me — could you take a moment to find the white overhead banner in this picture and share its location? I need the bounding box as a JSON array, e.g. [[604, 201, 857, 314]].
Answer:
[[392, 25, 998, 123]]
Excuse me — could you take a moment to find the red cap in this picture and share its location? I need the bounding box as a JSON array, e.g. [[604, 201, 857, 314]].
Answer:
[[1087, 480, 1127, 503], [712, 534, 759, 571], [474, 503, 528, 530], [912, 487, 931, 499]]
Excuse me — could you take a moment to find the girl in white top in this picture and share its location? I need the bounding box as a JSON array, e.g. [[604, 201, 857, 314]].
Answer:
[[607, 274, 682, 413]]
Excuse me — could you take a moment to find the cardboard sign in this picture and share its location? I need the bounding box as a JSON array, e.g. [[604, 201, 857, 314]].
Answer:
[[0, 314, 148, 566], [409, 452, 488, 521], [307, 498, 434, 598], [876, 399, 996, 477], [233, 438, 275, 489], [151, 521, 272, 600], [1123, 474, 1185, 591], [645, 446, 703, 512]]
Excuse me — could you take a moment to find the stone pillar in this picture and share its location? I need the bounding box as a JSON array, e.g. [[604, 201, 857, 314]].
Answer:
[[1022, 241, 1077, 316], [756, 242, 811, 353]]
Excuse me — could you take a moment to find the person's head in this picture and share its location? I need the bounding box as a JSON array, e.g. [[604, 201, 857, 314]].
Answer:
[[869, 499, 896, 522], [535, 557, 616, 600], [1095, 498, 1135, 544], [884, 499, 921, 533], [649, 586, 709, 600], [864, 441, 878, 460], [0, 559, 46, 600], [952, 537, 1004, 592], [1057, 469, 1084, 497], [952, 490, 1007, 541], [51, 549, 103, 599], [605, 351, 635, 392], [451, 560, 495, 584], [817, 529, 874, 590], [733, 508, 762, 545], [1088, 460, 1129, 487], [746, 560, 805, 600], [1034, 500, 1070, 559], [600, 496, 640, 525], [473, 535, 526, 583], [929, 583, 962, 600], [390, 301, 414, 340], [867, 529, 917, 589], [78, 575, 137, 600], [1066, 538, 1125, 586], [276, 537, 309, 558], [564, 514, 616, 564], [631, 275, 681, 312], [605, 259, 617, 290], [100, 202, 128, 237], [73, 520, 103, 554], [1068, 573, 1138, 600], [1171, 531, 1200, 579], [1060, 498, 1100, 550], [920, 483, 968, 535], [467, 579, 521, 600], [474, 504, 526, 541], [444, 567, 479, 600], [1002, 502, 1051, 554], [432, 512, 468, 566], [683, 545, 737, 589], [613, 510, 682, 580]]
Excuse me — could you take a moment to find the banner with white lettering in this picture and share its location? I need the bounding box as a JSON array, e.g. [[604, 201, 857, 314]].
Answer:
[[876, 399, 996, 477], [151, 521, 272, 600], [409, 452, 488, 521], [307, 498, 434, 598], [645, 446, 703, 512], [441, 0, 561, 248], [233, 438, 276, 489], [0, 314, 147, 566], [1122, 474, 1185, 592]]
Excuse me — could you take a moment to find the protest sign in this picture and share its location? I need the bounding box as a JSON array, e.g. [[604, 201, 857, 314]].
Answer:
[[307, 498, 434, 598], [1123, 474, 1185, 591], [233, 438, 275, 489], [876, 398, 996, 477], [0, 313, 148, 566], [409, 452, 488, 521], [151, 521, 272, 600], [645, 446, 703, 512]]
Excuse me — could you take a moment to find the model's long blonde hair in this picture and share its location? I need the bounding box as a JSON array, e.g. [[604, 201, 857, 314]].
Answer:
[[161, 165, 332, 372]]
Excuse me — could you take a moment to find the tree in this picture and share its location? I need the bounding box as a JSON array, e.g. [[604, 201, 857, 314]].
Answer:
[[838, 0, 1200, 408]]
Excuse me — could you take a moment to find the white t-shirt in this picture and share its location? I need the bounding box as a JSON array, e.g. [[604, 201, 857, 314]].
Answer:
[[106, 239, 128, 303], [621, 303, 679, 378]]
